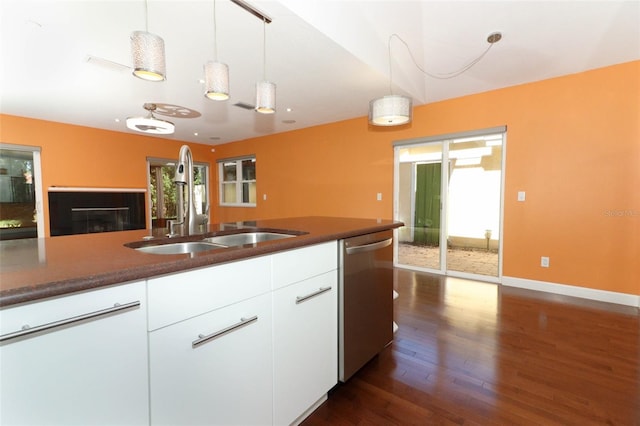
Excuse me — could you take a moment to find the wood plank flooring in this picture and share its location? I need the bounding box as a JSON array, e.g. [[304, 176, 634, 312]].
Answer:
[[302, 269, 640, 425]]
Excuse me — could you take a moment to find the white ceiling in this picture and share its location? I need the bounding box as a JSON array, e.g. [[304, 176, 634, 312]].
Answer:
[[1, 1, 638, 145]]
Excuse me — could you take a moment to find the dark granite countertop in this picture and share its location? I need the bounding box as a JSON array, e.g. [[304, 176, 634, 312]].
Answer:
[[0, 217, 402, 308]]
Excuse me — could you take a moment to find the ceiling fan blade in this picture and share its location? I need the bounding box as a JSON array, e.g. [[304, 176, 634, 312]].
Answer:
[[233, 102, 256, 110], [85, 55, 131, 72]]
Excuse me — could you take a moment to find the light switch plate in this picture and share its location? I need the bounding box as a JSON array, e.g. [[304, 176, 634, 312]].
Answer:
[[517, 191, 526, 202]]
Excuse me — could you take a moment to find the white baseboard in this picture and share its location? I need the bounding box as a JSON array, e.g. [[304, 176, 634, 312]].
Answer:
[[502, 276, 640, 308]]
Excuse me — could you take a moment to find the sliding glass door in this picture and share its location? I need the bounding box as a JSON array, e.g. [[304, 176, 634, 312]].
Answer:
[[394, 129, 504, 281]]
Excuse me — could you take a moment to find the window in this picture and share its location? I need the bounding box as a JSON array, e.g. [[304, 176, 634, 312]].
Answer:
[[218, 156, 256, 206], [148, 158, 209, 227]]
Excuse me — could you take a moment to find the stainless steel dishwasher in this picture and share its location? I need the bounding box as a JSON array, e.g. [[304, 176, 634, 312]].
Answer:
[[338, 229, 394, 382]]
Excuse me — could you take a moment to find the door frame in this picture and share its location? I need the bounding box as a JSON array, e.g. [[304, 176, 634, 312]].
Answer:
[[392, 126, 507, 283]]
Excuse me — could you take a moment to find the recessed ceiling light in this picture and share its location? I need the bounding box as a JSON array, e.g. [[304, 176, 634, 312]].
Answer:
[[114, 118, 120, 123], [286, 108, 292, 112], [194, 132, 199, 136]]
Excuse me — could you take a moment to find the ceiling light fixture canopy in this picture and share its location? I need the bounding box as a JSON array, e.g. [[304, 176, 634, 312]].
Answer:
[[204, 0, 229, 100], [369, 32, 502, 127], [131, 0, 166, 81], [126, 103, 175, 134]]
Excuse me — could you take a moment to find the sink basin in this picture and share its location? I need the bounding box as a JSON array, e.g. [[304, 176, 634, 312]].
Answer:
[[203, 232, 295, 247], [134, 241, 225, 255]]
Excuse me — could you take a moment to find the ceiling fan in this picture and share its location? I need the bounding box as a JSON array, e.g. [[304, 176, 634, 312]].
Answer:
[[126, 103, 175, 135]]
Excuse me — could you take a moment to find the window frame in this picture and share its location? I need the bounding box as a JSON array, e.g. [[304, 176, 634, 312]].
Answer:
[[218, 155, 256, 207], [147, 157, 210, 228]]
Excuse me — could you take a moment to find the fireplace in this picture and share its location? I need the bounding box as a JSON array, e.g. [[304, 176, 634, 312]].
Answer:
[[49, 189, 146, 236]]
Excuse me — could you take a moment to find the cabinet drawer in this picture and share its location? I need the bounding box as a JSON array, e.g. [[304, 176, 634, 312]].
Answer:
[[147, 255, 271, 331], [0, 281, 149, 426], [0, 280, 145, 336], [271, 241, 337, 290]]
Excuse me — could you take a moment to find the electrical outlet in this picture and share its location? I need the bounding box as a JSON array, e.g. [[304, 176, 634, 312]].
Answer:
[[376, 193, 382, 201], [517, 191, 526, 202], [541, 256, 550, 268]]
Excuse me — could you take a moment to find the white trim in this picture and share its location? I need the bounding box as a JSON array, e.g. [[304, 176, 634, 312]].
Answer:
[[32, 150, 45, 238], [502, 276, 640, 308], [48, 187, 147, 192]]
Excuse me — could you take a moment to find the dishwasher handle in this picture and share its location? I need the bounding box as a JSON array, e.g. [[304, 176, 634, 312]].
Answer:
[[345, 237, 392, 255]]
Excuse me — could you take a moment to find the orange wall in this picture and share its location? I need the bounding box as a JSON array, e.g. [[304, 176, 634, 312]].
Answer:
[[1, 61, 638, 296], [212, 61, 639, 296], [0, 116, 214, 236]]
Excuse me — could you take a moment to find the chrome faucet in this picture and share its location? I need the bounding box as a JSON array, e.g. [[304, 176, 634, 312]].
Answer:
[[172, 145, 200, 235]]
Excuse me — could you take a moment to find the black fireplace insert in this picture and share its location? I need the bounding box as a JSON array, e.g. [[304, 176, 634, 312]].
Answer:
[[49, 190, 146, 236]]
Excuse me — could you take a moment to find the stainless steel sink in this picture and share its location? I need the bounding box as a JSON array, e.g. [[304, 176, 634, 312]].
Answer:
[[134, 241, 225, 255], [203, 232, 295, 247]]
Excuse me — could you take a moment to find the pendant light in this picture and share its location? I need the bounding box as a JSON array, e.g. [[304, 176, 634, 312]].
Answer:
[[204, 0, 229, 100], [369, 35, 411, 126], [131, 0, 166, 81], [255, 17, 275, 114], [369, 32, 502, 127], [126, 103, 175, 134]]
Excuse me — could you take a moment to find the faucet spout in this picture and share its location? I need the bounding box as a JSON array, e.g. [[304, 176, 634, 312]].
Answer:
[[174, 145, 200, 234]]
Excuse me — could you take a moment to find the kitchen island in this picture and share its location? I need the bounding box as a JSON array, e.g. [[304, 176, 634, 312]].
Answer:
[[0, 216, 401, 307], [0, 216, 401, 426]]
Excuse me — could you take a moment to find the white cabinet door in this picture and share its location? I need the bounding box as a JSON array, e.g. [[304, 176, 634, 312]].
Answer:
[[149, 292, 273, 426], [0, 281, 149, 426], [273, 271, 338, 426]]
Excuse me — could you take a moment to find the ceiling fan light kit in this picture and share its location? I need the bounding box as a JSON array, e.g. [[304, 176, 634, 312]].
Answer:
[[126, 103, 175, 134]]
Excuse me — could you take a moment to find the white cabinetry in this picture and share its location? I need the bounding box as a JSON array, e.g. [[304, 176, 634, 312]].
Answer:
[[0, 281, 149, 426], [147, 256, 273, 426], [149, 293, 273, 426], [272, 242, 338, 425]]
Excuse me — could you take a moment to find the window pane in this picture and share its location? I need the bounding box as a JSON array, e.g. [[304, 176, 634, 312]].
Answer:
[[161, 166, 177, 218], [242, 182, 256, 203], [223, 163, 237, 182], [242, 159, 256, 180], [222, 182, 237, 203]]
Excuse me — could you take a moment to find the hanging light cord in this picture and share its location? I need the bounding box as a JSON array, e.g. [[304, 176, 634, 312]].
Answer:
[[144, 0, 149, 32], [213, 0, 218, 60], [388, 33, 497, 86], [262, 17, 267, 80]]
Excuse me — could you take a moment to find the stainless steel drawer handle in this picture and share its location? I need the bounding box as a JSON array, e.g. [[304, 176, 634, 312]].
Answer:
[[192, 315, 258, 348], [0, 301, 141, 343], [296, 286, 332, 304], [345, 238, 392, 255]]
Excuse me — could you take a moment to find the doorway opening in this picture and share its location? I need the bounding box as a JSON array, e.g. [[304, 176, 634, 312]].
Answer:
[[393, 128, 505, 281], [0, 144, 44, 239]]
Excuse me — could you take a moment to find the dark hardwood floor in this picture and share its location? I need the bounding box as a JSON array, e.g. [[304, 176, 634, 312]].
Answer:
[[303, 269, 640, 425]]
